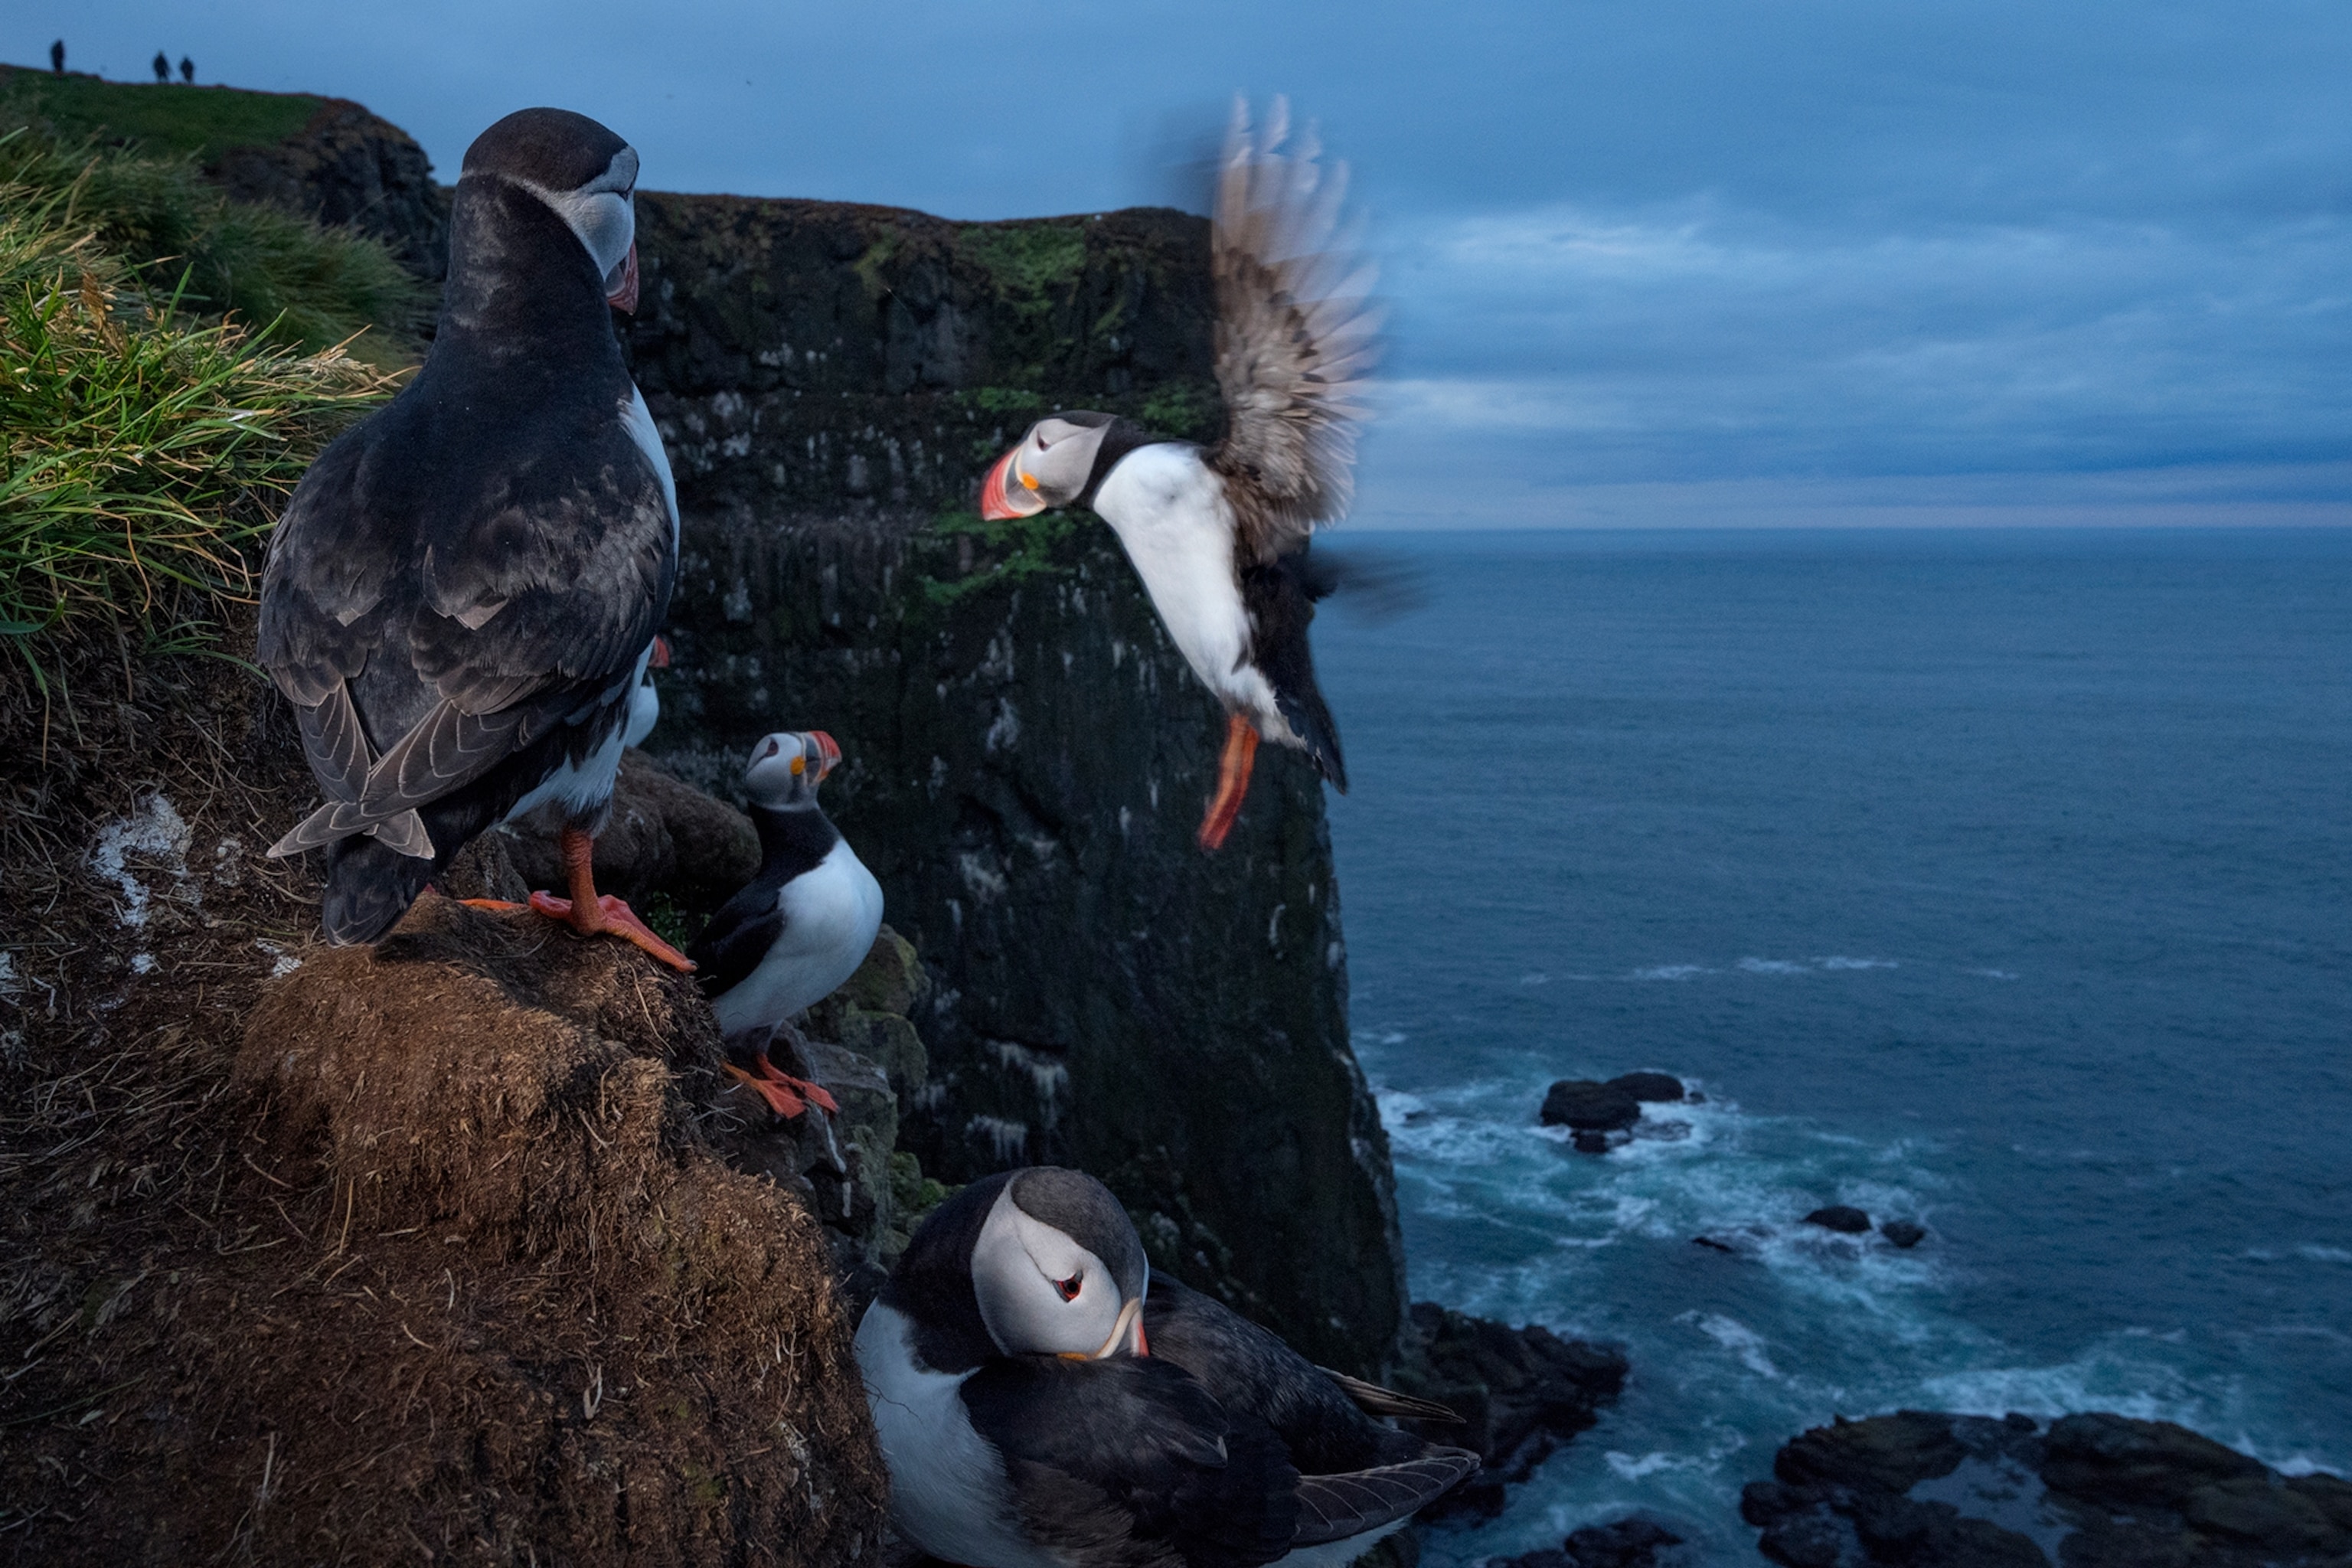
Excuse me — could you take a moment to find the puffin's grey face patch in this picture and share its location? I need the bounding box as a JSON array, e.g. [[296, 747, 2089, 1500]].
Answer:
[[971, 1182, 1132, 1357], [528, 145, 639, 283], [743, 730, 812, 808], [1017, 417, 1112, 508]]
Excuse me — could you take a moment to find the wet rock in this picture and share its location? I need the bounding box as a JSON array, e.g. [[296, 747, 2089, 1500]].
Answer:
[[1744, 1408, 2352, 1567], [1390, 1302, 1628, 1520], [1572, 1129, 1613, 1155], [1803, 1204, 1873, 1234], [1881, 1218, 1928, 1248], [1608, 1071, 1686, 1103], [1490, 1515, 1695, 1568], [1541, 1079, 1642, 1132]]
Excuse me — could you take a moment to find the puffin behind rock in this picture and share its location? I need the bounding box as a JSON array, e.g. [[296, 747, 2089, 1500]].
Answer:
[[856, 1166, 1476, 1568], [688, 731, 882, 1119], [978, 98, 1378, 850], [256, 106, 689, 969]]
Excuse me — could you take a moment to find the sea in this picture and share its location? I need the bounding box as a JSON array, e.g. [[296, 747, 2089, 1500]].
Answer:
[[1312, 527, 2352, 1565]]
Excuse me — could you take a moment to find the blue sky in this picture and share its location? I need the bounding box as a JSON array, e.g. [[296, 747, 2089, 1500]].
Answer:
[[26, 2, 2352, 526]]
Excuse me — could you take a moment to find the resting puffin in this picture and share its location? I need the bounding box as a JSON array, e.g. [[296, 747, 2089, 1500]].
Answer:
[[978, 100, 1378, 850], [688, 731, 882, 1119], [856, 1166, 1476, 1568], [256, 108, 688, 968]]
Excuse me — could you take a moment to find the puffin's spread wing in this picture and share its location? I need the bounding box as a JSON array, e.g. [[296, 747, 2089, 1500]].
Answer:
[[1207, 97, 1380, 566], [688, 895, 786, 1000], [962, 1355, 1299, 1568], [259, 414, 675, 855]]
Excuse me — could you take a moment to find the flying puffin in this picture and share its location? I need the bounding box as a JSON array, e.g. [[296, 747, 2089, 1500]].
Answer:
[[856, 1166, 1476, 1568], [978, 100, 1378, 850], [256, 107, 689, 969], [688, 731, 883, 1119]]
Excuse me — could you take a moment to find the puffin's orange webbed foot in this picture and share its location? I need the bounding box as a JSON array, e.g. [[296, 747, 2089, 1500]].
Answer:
[[1197, 714, 1260, 851], [724, 1049, 839, 1121], [458, 897, 528, 912], [528, 890, 696, 972]]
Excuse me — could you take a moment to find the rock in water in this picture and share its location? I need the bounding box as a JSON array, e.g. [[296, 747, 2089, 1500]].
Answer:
[[1607, 1071, 1686, 1102], [1541, 1079, 1643, 1132], [212, 893, 886, 1563], [1881, 1217, 1928, 1248], [1387, 1302, 1628, 1519], [1743, 1408, 2352, 1567], [1804, 1204, 1873, 1234]]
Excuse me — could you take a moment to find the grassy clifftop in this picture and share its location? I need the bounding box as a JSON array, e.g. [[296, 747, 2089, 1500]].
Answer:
[[0, 64, 322, 162]]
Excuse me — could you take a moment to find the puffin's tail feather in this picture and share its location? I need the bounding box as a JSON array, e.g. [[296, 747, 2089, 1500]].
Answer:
[[268, 802, 433, 861], [1289, 1446, 1481, 1547], [321, 834, 436, 946]]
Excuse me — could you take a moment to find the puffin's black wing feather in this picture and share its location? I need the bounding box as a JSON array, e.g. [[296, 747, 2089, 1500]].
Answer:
[[1289, 1449, 1481, 1547], [1311, 1368, 1464, 1424], [688, 898, 787, 1002], [259, 394, 675, 846], [1144, 1272, 1412, 1475], [1240, 554, 1344, 791], [962, 1354, 1298, 1568]]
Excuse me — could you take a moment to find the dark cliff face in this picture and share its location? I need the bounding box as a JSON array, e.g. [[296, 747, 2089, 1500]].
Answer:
[[208, 98, 452, 279], [624, 192, 1405, 1371]]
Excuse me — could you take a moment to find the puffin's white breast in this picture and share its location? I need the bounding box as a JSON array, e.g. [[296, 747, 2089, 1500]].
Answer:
[[499, 639, 652, 826], [854, 1302, 1058, 1568], [710, 838, 884, 1038], [1091, 444, 1285, 733]]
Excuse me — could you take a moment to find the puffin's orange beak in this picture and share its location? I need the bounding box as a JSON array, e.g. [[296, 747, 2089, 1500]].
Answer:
[[808, 729, 842, 781], [607, 240, 639, 314], [979, 449, 1024, 521], [649, 634, 671, 668]]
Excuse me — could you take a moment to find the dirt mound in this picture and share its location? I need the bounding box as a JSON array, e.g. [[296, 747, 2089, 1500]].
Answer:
[[0, 629, 886, 1563]]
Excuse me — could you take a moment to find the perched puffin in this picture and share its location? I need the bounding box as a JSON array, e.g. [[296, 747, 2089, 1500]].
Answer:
[[256, 108, 689, 968], [978, 100, 1378, 850], [857, 1166, 1476, 1568], [688, 731, 883, 1119]]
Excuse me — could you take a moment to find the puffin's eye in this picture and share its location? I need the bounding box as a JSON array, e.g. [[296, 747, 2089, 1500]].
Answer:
[[761, 739, 780, 759], [1054, 1273, 1082, 1302]]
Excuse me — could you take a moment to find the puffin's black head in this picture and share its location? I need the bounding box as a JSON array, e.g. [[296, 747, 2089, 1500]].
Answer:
[[452, 107, 642, 315], [890, 1166, 1150, 1364], [742, 730, 841, 812], [978, 412, 1133, 520]]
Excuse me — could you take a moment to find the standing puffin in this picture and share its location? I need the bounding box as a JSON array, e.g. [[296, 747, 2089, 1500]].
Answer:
[[856, 1166, 1476, 1568], [256, 107, 688, 968], [688, 731, 883, 1119], [978, 100, 1378, 849]]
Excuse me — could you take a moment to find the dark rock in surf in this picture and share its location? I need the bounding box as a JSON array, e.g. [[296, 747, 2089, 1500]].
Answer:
[[1388, 1302, 1628, 1520], [1607, 1071, 1687, 1103], [1542, 1079, 1642, 1132], [1572, 1129, 1612, 1155], [1491, 1514, 1694, 1568], [1743, 1408, 2352, 1567], [1804, 1204, 1873, 1234], [1881, 1218, 1928, 1249]]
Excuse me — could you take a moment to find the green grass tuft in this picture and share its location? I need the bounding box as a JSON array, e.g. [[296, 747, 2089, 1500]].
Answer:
[[0, 64, 321, 165], [0, 128, 430, 357], [0, 170, 397, 693]]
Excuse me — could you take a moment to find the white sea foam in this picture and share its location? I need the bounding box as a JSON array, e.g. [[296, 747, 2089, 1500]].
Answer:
[[1737, 957, 1810, 975], [1628, 963, 1708, 981]]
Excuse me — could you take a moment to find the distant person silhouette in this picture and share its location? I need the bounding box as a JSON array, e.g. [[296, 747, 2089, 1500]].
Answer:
[[152, 51, 170, 83], [49, 39, 64, 74], [180, 57, 194, 83]]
